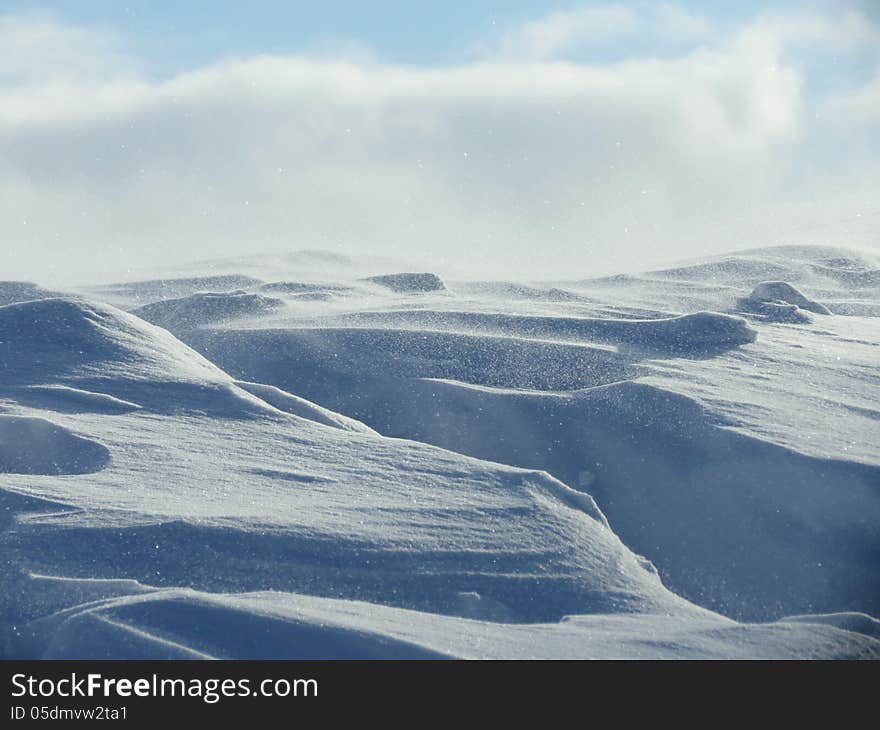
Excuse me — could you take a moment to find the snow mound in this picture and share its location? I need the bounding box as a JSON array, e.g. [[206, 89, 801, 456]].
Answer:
[[369, 377, 880, 621], [0, 297, 369, 429], [190, 326, 632, 394], [366, 272, 446, 293], [4, 243, 878, 659], [133, 291, 284, 331], [234, 381, 376, 434], [0, 416, 109, 475], [736, 297, 812, 323], [0, 281, 64, 307], [10, 577, 880, 660], [211, 344, 878, 623], [1, 418, 685, 625], [92, 275, 263, 306], [13, 386, 142, 414], [260, 281, 349, 295], [158, 250, 416, 284], [260, 283, 343, 302], [0, 297, 229, 388], [825, 300, 880, 317], [747, 281, 831, 315], [625, 311, 756, 350], [781, 612, 880, 640], [0, 297, 255, 417], [649, 257, 795, 285], [454, 281, 589, 303], [337, 309, 757, 353], [647, 245, 880, 289], [810, 264, 880, 289], [576, 246, 878, 315]]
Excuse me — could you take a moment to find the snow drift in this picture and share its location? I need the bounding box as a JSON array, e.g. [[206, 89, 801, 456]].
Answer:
[[92, 274, 263, 306], [133, 291, 284, 331], [1, 244, 877, 659], [746, 281, 831, 315], [2, 295, 685, 636], [329, 309, 757, 354], [365, 273, 447, 293], [184, 319, 880, 621], [0, 297, 369, 430], [10, 576, 878, 660], [0, 416, 109, 475], [0, 281, 63, 307]]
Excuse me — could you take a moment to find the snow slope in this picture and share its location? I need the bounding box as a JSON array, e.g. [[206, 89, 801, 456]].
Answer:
[[184, 324, 879, 621], [133, 291, 285, 330], [1, 245, 878, 659], [11, 576, 878, 660]]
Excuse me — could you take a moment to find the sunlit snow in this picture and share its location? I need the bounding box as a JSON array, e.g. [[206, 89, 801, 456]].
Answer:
[[1, 244, 878, 659]]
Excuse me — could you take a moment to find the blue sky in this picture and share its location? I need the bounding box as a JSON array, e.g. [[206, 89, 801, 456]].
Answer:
[[1, 1, 864, 69], [0, 2, 878, 282]]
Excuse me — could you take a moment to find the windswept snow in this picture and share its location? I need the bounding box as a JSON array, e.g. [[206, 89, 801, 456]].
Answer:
[[746, 281, 832, 315], [90, 275, 264, 307], [10, 576, 878, 660], [134, 291, 285, 331], [366, 272, 447, 293], [12, 386, 142, 415], [0, 297, 228, 387], [0, 416, 110, 475], [1, 244, 878, 659], [0, 281, 64, 307], [736, 297, 812, 323], [0, 297, 372, 429], [316, 309, 757, 353], [233, 380, 376, 434]]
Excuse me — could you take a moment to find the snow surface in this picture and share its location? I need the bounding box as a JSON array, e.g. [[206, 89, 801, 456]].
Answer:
[[1, 245, 878, 659], [744, 281, 832, 316], [133, 291, 285, 331], [365, 272, 447, 293]]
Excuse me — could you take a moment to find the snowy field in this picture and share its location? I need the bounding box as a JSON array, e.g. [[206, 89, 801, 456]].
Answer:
[[1, 244, 879, 659]]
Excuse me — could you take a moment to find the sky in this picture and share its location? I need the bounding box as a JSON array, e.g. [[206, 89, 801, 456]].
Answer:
[[1, 1, 879, 283]]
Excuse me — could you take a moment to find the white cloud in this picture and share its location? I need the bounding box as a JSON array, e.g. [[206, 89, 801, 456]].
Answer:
[[823, 64, 880, 124], [0, 11, 137, 87], [652, 3, 714, 40], [482, 2, 713, 60], [752, 7, 880, 51], [0, 7, 877, 284], [490, 5, 639, 59]]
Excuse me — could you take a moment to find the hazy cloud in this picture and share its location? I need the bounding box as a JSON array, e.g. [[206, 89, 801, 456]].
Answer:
[[490, 5, 640, 59], [0, 10, 137, 86], [823, 64, 880, 124], [481, 2, 713, 60], [0, 5, 877, 284]]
